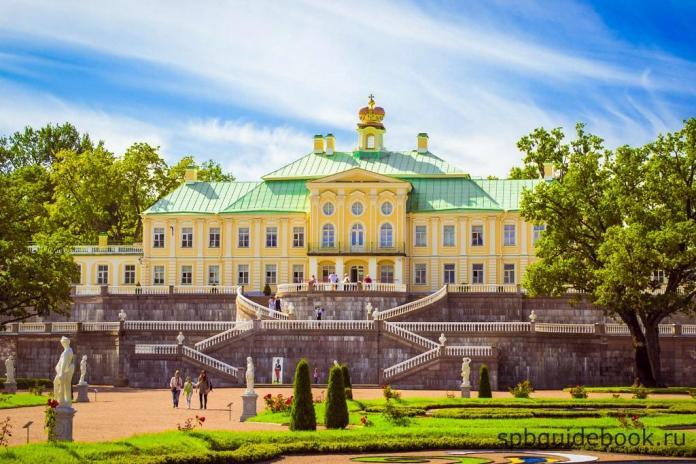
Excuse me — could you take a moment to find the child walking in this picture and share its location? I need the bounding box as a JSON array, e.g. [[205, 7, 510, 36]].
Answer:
[[183, 376, 194, 409]]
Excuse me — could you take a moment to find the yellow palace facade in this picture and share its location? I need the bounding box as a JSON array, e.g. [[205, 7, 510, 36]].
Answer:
[[73, 98, 546, 294]]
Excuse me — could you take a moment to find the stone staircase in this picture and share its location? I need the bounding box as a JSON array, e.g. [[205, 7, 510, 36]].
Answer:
[[373, 285, 448, 321], [194, 320, 255, 352], [236, 289, 288, 321], [134, 344, 240, 382]]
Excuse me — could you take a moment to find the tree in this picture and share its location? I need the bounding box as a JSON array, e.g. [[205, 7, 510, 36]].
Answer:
[[518, 120, 696, 387], [508, 164, 542, 179], [290, 359, 316, 431], [324, 365, 348, 429], [478, 364, 492, 398], [341, 364, 353, 399], [0, 168, 78, 324], [166, 156, 235, 186]]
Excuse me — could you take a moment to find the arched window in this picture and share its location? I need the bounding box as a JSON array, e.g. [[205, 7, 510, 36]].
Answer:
[[366, 134, 375, 149], [322, 224, 335, 248], [380, 223, 393, 248], [351, 223, 364, 247]]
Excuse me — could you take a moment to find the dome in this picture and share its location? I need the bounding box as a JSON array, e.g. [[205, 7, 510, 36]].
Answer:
[[358, 95, 385, 128]]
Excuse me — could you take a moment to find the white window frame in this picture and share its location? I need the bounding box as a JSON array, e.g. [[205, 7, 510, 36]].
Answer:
[[292, 226, 305, 248], [208, 265, 220, 285], [265, 264, 277, 284], [471, 263, 484, 284], [322, 224, 335, 248], [443, 263, 456, 284], [180, 265, 193, 285], [471, 224, 484, 247], [414, 263, 427, 285], [124, 264, 136, 285], [238, 227, 250, 248], [153, 227, 165, 248], [443, 224, 455, 247], [181, 227, 193, 248], [237, 264, 249, 285], [266, 226, 278, 248], [292, 264, 304, 284], [504, 224, 516, 246], [153, 265, 165, 285], [380, 223, 393, 248], [503, 263, 515, 284], [415, 225, 427, 247], [97, 265, 109, 285], [209, 227, 220, 248]]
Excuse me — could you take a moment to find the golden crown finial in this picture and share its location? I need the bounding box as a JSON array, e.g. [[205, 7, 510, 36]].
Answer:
[[368, 94, 375, 109], [358, 95, 385, 128]]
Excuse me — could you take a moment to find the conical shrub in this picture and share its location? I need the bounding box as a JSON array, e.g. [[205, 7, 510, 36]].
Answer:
[[341, 364, 353, 400], [478, 364, 492, 398], [290, 358, 316, 431], [324, 365, 349, 429]]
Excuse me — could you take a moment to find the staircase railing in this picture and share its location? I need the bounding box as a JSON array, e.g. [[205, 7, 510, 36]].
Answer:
[[194, 321, 255, 351], [383, 322, 439, 350], [236, 288, 288, 320], [383, 348, 439, 380], [182, 346, 239, 378], [373, 285, 447, 320]]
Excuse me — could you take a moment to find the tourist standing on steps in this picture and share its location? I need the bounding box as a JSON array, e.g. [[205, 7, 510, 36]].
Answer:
[[275, 296, 282, 312], [169, 369, 183, 408], [268, 297, 275, 312], [197, 370, 212, 409], [183, 376, 194, 409]]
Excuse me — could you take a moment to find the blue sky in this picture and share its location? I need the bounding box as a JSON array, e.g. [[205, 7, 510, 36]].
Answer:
[[0, 0, 694, 180]]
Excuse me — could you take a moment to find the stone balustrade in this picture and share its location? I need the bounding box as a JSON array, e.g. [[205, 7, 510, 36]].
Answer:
[[134, 344, 178, 355], [260, 320, 375, 331], [74, 285, 237, 296], [194, 321, 255, 351], [125, 321, 237, 332], [534, 322, 596, 334], [394, 321, 532, 332], [443, 345, 495, 357], [446, 284, 521, 293], [236, 290, 288, 320], [383, 322, 440, 350], [383, 348, 439, 380], [374, 285, 448, 320], [277, 282, 407, 295]]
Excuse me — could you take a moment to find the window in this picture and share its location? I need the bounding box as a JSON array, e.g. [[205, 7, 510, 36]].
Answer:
[[533, 224, 545, 245], [322, 224, 335, 248], [265, 264, 277, 284], [414, 263, 427, 285], [380, 223, 393, 248], [208, 265, 220, 285], [366, 134, 375, 149], [471, 225, 484, 247], [415, 225, 427, 247], [180, 265, 192, 285], [153, 227, 165, 248], [321, 265, 335, 282], [351, 202, 364, 216], [504, 224, 516, 246], [443, 225, 455, 247], [471, 263, 484, 284], [322, 202, 334, 216], [153, 266, 165, 285], [97, 265, 109, 285], [124, 265, 136, 285], [292, 227, 304, 247], [292, 264, 304, 284], [381, 201, 393, 215], [209, 227, 220, 248], [266, 226, 278, 248], [73, 264, 82, 284], [237, 264, 249, 285], [238, 227, 250, 248], [181, 227, 193, 248], [651, 270, 665, 284], [351, 223, 364, 247], [443, 263, 455, 284], [380, 264, 394, 283], [503, 263, 515, 284]]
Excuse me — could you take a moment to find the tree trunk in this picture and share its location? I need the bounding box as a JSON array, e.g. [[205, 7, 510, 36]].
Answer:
[[624, 316, 662, 387]]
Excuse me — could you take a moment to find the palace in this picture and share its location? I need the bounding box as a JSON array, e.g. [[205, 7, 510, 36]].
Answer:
[[72, 97, 548, 294]]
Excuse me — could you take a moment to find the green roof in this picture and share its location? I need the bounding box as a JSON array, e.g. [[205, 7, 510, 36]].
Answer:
[[144, 181, 260, 214], [262, 151, 466, 180], [407, 178, 543, 213], [222, 180, 309, 213]]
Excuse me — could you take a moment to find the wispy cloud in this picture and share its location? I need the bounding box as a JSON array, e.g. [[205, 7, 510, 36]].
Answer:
[[0, 0, 693, 178]]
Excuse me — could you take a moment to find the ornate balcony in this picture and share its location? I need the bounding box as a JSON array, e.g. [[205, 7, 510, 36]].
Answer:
[[307, 241, 406, 256]]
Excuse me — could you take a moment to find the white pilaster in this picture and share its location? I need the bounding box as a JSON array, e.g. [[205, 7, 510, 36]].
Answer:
[[368, 257, 377, 280], [309, 257, 318, 279], [395, 257, 403, 285], [488, 217, 497, 285], [336, 257, 345, 279]]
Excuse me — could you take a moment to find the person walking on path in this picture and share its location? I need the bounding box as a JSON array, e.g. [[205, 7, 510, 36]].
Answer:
[[183, 376, 194, 409], [197, 370, 213, 409], [169, 369, 183, 408]]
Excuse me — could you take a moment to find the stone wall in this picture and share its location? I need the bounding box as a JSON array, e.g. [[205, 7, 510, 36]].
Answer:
[[273, 292, 412, 320]]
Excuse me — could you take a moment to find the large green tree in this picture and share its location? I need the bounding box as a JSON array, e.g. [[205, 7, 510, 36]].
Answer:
[[518, 120, 696, 386], [0, 168, 77, 324]]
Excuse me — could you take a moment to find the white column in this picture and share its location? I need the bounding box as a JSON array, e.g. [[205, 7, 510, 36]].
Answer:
[[113, 262, 120, 286], [168, 219, 177, 285], [459, 216, 468, 284], [196, 219, 205, 286], [223, 218, 233, 285], [336, 257, 345, 280], [368, 257, 377, 280], [488, 216, 497, 285], [369, 190, 378, 248], [85, 261, 92, 286], [430, 217, 439, 290], [395, 257, 403, 286], [309, 257, 318, 279], [253, 219, 262, 291]]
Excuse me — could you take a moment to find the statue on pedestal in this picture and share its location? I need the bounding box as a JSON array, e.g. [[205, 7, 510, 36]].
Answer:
[[78, 355, 88, 385], [54, 337, 75, 407], [4, 356, 15, 384], [245, 357, 255, 394], [461, 357, 472, 388]]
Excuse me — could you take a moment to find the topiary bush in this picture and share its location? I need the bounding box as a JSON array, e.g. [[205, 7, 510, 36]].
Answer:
[[290, 359, 316, 431], [324, 365, 348, 429], [478, 364, 492, 398], [341, 364, 353, 400], [262, 283, 272, 296], [510, 380, 534, 398]]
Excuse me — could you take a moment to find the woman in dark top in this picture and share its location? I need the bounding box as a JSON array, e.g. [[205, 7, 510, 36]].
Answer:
[[197, 370, 212, 409]]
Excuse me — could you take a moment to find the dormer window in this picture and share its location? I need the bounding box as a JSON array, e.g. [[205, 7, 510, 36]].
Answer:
[[366, 134, 375, 149]]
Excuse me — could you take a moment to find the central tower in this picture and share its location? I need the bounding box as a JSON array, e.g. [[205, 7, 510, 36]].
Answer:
[[356, 94, 386, 152]]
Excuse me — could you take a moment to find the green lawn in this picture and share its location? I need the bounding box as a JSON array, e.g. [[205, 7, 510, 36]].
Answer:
[[0, 393, 47, 409], [3, 396, 696, 464]]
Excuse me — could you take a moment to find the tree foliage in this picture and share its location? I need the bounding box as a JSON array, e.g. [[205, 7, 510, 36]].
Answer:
[[341, 364, 353, 400], [518, 120, 696, 386], [478, 364, 492, 398], [290, 358, 316, 431], [324, 366, 348, 429]]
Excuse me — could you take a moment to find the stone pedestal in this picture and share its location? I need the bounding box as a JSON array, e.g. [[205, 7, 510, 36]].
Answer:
[[76, 383, 90, 402], [3, 381, 16, 394], [460, 386, 471, 398], [239, 392, 258, 422], [54, 406, 76, 441]]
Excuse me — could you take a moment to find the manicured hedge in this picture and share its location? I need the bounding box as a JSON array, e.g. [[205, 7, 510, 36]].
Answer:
[[478, 365, 492, 398], [290, 359, 316, 431], [0, 377, 52, 389], [324, 366, 348, 429]]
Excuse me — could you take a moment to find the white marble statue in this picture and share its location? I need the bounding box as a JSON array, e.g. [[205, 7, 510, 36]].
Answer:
[[461, 357, 472, 388], [78, 355, 88, 385], [365, 302, 373, 319], [54, 337, 75, 407], [529, 310, 537, 323], [245, 357, 255, 394], [333, 359, 339, 367], [439, 332, 447, 346], [4, 356, 15, 384], [118, 309, 127, 322], [176, 331, 185, 345]]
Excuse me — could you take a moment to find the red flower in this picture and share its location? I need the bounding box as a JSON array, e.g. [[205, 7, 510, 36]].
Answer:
[[47, 399, 59, 408], [285, 398, 292, 405], [631, 415, 639, 421], [199, 416, 206, 423]]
